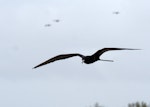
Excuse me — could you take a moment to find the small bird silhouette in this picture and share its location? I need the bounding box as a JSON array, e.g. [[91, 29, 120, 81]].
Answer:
[[45, 24, 51, 27], [53, 19, 60, 22], [113, 11, 120, 14], [33, 48, 140, 69]]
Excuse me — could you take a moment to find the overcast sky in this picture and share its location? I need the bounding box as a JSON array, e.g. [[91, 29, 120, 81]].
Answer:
[[0, 0, 150, 107]]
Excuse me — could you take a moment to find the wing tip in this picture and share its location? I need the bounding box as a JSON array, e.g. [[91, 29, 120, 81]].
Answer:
[[32, 64, 42, 69], [104, 47, 141, 50], [123, 48, 142, 50], [32, 66, 38, 69]]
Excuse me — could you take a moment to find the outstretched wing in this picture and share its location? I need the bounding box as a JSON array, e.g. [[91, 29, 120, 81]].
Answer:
[[33, 53, 84, 69], [93, 48, 140, 57]]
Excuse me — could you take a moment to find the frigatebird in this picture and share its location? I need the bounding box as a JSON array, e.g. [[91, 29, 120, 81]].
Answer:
[[113, 11, 120, 14], [53, 19, 60, 22], [33, 48, 139, 69], [45, 24, 51, 27]]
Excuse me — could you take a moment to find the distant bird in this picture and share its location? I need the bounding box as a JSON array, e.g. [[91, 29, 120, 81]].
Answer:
[[45, 24, 51, 27], [33, 48, 140, 69], [113, 11, 120, 14], [53, 19, 60, 22]]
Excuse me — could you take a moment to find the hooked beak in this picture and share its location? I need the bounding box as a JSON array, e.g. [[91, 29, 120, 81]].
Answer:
[[100, 59, 114, 62], [82, 59, 84, 64]]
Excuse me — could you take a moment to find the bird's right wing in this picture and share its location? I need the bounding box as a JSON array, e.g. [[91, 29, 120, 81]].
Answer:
[[33, 53, 84, 69], [93, 48, 140, 57]]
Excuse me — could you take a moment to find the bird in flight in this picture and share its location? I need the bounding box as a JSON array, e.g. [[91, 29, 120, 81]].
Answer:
[[33, 48, 140, 69], [113, 11, 120, 15], [45, 24, 51, 27], [53, 19, 60, 22]]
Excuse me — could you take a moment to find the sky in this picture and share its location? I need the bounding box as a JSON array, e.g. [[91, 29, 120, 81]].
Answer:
[[0, 0, 150, 107]]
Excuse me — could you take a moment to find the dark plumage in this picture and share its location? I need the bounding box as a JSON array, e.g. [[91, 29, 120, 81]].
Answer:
[[33, 48, 140, 69]]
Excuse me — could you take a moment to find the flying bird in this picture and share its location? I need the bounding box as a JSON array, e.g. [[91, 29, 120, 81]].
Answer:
[[53, 19, 60, 22], [113, 11, 120, 14], [33, 48, 139, 69], [45, 24, 51, 27]]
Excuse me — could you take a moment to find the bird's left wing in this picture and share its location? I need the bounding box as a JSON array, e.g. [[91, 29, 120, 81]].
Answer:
[[33, 53, 84, 69]]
